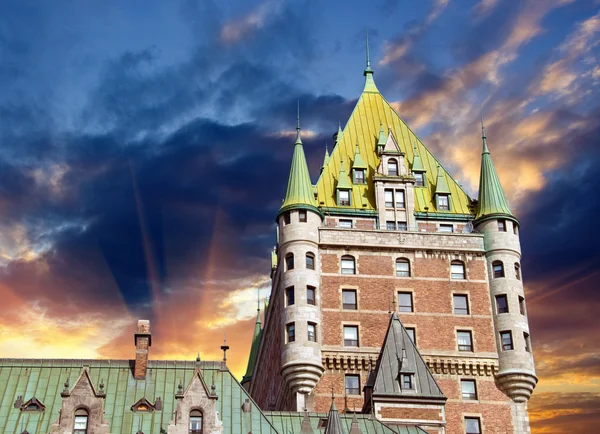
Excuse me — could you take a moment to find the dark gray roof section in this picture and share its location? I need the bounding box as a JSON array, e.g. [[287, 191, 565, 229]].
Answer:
[[368, 313, 445, 400], [324, 399, 343, 434]]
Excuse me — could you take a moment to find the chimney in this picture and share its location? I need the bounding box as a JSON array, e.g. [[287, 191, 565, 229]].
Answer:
[[134, 320, 152, 380]]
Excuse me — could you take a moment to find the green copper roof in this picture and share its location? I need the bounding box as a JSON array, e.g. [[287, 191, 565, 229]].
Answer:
[[352, 144, 367, 170], [336, 161, 352, 190], [377, 124, 386, 148], [475, 121, 516, 222], [0, 359, 278, 434], [242, 309, 262, 385], [278, 121, 320, 218], [411, 141, 425, 172], [434, 164, 451, 195]]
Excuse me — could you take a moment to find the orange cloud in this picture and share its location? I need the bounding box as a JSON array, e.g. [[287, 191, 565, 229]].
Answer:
[[220, 0, 282, 45]]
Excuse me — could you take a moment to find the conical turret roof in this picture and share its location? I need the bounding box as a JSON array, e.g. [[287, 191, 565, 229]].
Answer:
[[241, 306, 262, 385], [322, 143, 330, 172], [434, 164, 451, 195], [475, 121, 516, 223], [352, 144, 367, 170], [324, 395, 343, 434], [336, 160, 352, 190], [411, 141, 425, 172]]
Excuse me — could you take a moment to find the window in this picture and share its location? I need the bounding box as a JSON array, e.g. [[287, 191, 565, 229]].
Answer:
[[388, 159, 398, 176], [287, 323, 295, 343], [451, 261, 465, 279], [338, 190, 350, 206], [354, 169, 365, 184], [513, 224, 518, 235], [74, 409, 88, 434], [401, 374, 413, 389], [500, 331, 513, 351], [498, 219, 506, 231], [343, 326, 359, 346], [285, 253, 294, 271], [342, 290, 357, 310], [524, 332, 531, 352], [308, 323, 316, 342], [395, 190, 405, 208], [461, 380, 477, 400], [397, 221, 407, 231], [286, 287, 295, 306], [453, 294, 469, 315], [439, 224, 454, 233], [438, 194, 449, 210], [345, 375, 360, 395], [306, 252, 315, 270], [385, 190, 394, 208], [495, 295, 508, 314], [405, 327, 416, 344], [492, 261, 504, 278], [465, 417, 481, 434], [386, 221, 396, 230], [283, 212, 291, 225], [341, 255, 356, 274], [339, 219, 353, 228], [398, 292, 414, 312], [457, 330, 473, 352], [519, 296, 526, 315], [414, 172, 424, 187], [514, 263, 521, 280], [190, 409, 203, 434], [307, 286, 316, 305], [396, 258, 410, 277], [299, 210, 307, 222]]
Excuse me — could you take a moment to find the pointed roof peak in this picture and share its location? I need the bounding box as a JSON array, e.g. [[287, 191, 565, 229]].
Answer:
[[353, 142, 367, 170], [363, 31, 379, 93], [435, 164, 451, 195], [337, 159, 352, 189], [411, 139, 425, 172], [324, 387, 342, 434]]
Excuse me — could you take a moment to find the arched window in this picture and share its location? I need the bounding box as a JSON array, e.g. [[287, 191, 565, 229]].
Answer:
[[285, 253, 294, 271], [306, 252, 315, 270], [450, 260, 465, 280], [514, 263, 521, 280], [341, 255, 356, 275], [492, 261, 505, 278], [388, 159, 398, 176], [189, 409, 203, 434], [73, 408, 89, 434], [396, 258, 410, 277]]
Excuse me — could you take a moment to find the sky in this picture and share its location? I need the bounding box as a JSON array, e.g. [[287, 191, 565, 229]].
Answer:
[[0, 0, 599, 432]]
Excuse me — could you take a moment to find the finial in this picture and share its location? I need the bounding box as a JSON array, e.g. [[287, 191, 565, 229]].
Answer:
[[297, 100, 301, 131], [220, 333, 230, 363], [331, 384, 335, 400], [257, 288, 261, 313], [196, 352, 201, 363], [366, 31, 371, 70], [178, 379, 183, 393], [481, 116, 489, 154], [295, 101, 302, 144]]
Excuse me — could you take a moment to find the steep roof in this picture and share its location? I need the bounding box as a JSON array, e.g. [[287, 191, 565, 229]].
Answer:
[[0, 359, 278, 434], [475, 121, 516, 223], [369, 313, 445, 400], [316, 64, 473, 217], [242, 309, 262, 385], [324, 398, 343, 434]]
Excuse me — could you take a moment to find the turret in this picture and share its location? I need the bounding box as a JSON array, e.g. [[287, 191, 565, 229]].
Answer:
[[474, 120, 537, 433], [276, 105, 324, 411], [241, 296, 262, 391]]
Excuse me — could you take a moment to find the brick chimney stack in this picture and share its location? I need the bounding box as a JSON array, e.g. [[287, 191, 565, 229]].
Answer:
[[134, 320, 152, 380]]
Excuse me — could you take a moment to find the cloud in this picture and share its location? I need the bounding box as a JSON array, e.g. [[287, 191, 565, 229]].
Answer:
[[220, 0, 283, 45]]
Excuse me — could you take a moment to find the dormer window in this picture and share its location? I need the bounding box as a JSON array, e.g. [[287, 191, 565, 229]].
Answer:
[[189, 409, 203, 434], [414, 172, 425, 187], [338, 190, 351, 206], [437, 194, 450, 211], [353, 169, 365, 184], [74, 408, 89, 434], [401, 374, 413, 389], [388, 159, 398, 176], [20, 397, 45, 412]]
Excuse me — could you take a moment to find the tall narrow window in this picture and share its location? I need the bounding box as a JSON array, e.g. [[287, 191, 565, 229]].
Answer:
[[343, 326, 359, 346], [405, 327, 416, 344], [286, 323, 295, 343], [414, 172, 424, 187], [519, 296, 526, 315], [285, 253, 294, 271], [396, 258, 410, 277], [451, 261, 465, 279], [388, 159, 398, 176], [299, 210, 307, 222], [342, 290, 357, 310], [308, 323, 316, 342], [524, 332, 531, 352], [493, 261, 505, 278], [438, 194, 449, 210], [395, 190, 405, 208], [384, 189, 394, 208], [500, 331, 513, 351], [341, 255, 356, 274], [190, 409, 203, 434], [457, 330, 473, 352], [498, 219, 506, 231], [514, 263, 521, 280], [496, 295, 508, 314], [514, 224, 518, 235], [401, 374, 413, 389], [465, 417, 481, 434], [283, 212, 291, 225], [353, 169, 365, 184], [285, 287, 295, 306], [453, 294, 469, 315], [461, 379, 477, 400], [307, 286, 316, 306], [338, 190, 350, 206], [74, 409, 89, 434], [306, 252, 315, 270], [345, 375, 360, 395], [398, 292, 414, 312]]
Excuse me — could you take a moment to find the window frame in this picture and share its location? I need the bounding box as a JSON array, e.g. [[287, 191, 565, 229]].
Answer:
[[453, 294, 469, 315], [286, 323, 296, 343], [285, 253, 294, 271], [307, 322, 317, 342], [306, 252, 315, 270], [439, 224, 454, 233], [189, 409, 203, 434], [396, 258, 411, 277], [398, 291, 414, 313], [492, 261, 505, 278], [465, 417, 482, 434], [285, 286, 295, 307], [345, 374, 361, 396], [514, 263, 521, 280], [500, 330, 513, 351], [339, 219, 353, 229], [524, 332, 531, 352], [299, 210, 307, 222], [395, 190, 405, 208], [73, 408, 89, 434], [384, 189, 394, 208], [437, 194, 450, 211], [307, 286, 316, 306], [341, 255, 356, 275], [495, 294, 509, 314], [414, 172, 425, 187], [451, 261, 466, 280], [388, 159, 398, 176], [343, 325, 359, 347], [405, 327, 416, 344], [338, 189, 351, 206], [519, 296, 526, 316], [498, 219, 506, 232], [401, 374, 414, 390], [342, 289, 358, 310], [461, 379, 478, 400], [283, 212, 291, 225], [457, 330, 474, 352], [397, 221, 408, 231], [386, 221, 396, 230], [353, 169, 366, 184]]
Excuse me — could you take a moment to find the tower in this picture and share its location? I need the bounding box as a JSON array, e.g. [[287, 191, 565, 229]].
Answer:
[[474, 121, 537, 433], [276, 107, 324, 411]]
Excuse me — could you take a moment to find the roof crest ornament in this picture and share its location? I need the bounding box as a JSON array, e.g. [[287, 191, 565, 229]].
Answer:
[[296, 100, 302, 145]]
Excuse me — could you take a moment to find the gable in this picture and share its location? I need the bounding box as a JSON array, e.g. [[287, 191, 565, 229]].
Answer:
[[316, 91, 473, 216]]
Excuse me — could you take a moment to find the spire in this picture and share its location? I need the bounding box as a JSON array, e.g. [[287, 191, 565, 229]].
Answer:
[[352, 143, 367, 170], [411, 140, 425, 172], [324, 388, 343, 434], [278, 105, 321, 219], [434, 164, 450, 195], [377, 123, 386, 149], [241, 290, 263, 385], [336, 122, 343, 146], [475, 119, 515, 222], [321, 143, 330, 173], [300, 410, 315, 434], [349, 412, 363, 434], [363, 31, 379, 93], [337, 160, 352, 190]]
